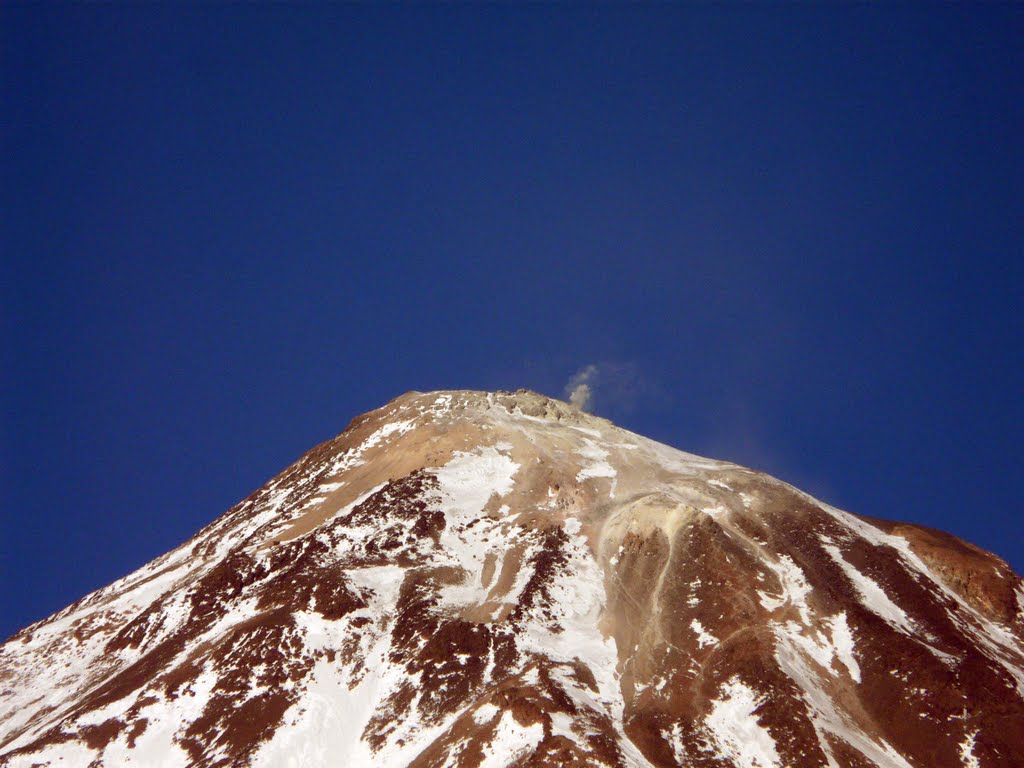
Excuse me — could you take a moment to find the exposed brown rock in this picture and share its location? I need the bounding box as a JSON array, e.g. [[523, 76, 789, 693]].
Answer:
[[2, 389, 1022, 767]]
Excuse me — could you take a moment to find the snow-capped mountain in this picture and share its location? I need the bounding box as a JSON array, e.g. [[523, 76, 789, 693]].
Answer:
[[2, 390, 1023, 768]]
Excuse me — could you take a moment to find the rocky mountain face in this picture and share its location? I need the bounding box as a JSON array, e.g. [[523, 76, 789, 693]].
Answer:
[[2, 390, 1023, 768]]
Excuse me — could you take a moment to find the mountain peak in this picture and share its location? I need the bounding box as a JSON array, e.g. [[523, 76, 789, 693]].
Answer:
[[3, 392, 1023, 767], [385, 387, 609, 425]]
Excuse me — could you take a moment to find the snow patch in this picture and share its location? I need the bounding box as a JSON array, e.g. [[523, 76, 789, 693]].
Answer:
[[816, 500, 1024, 697], [759, 556, 812, 625], [256, 569, 409, 768], [775, 628, 914, 768], [826, 613, 861, 682], [433, 447, 519, 517], [775, 612, 861, 683], [665, 722, 689, 765], [575, 439, 617, 497], [691, 619, 718, 648], [479, 711, 544, 768], [472, 702, 500, 725], [4, 740, 99, 768], [822, 542, 912, 633], [702, 677, 781, 768], [702, 504, 727, 520], [514, 512, 654, 767], [103, 690, 206, 768], [959, 729, 981, 768], [431, 447, 520, 610], [360, 419, 417, 453]]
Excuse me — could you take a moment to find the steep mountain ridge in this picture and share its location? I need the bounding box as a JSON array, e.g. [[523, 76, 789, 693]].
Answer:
[[2, 389, 1022, 767]]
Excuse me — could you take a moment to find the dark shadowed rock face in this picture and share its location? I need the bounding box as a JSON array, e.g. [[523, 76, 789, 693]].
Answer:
[[2, 390, 1023, 768]]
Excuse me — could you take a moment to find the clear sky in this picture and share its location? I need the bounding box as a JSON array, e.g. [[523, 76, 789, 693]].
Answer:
[[3, 5, 1022, 639]]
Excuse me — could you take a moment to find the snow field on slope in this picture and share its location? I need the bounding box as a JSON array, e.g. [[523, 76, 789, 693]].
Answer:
[[701, 676, 782, 768]]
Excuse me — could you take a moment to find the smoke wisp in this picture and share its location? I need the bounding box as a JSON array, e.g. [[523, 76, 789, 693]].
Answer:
[[564, 365, 598, 411]]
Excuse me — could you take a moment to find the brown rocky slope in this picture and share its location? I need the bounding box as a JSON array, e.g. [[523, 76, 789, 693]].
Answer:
[[2, 390, 1022, 767]]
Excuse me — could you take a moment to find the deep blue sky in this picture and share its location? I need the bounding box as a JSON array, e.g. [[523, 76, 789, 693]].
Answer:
[[3, 6, 1022, 639]]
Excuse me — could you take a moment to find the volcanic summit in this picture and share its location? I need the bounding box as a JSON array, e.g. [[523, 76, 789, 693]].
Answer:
[[2, 390, 1023, 767]]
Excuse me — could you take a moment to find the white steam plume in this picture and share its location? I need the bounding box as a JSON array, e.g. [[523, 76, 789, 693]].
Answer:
[[565, 365, 598, 411]]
